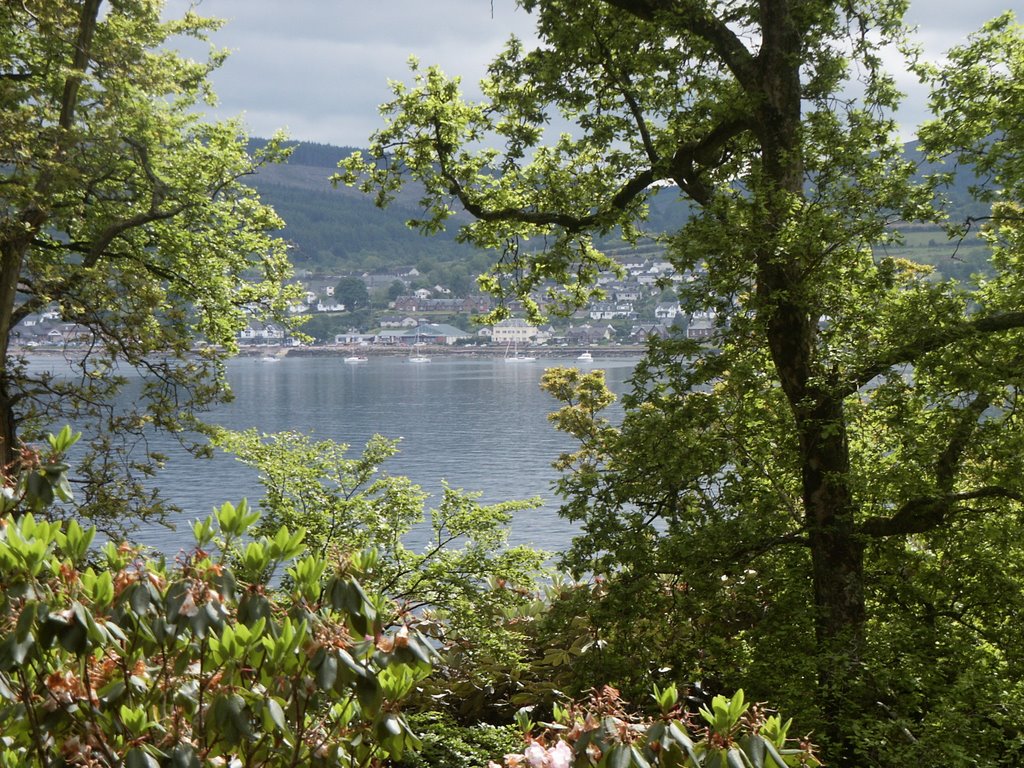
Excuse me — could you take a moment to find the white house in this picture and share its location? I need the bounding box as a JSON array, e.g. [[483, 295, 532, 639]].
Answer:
[[491, 318, 537, 344], [334, 332, 372, 345], [654, 302, 682, 320], [612, 284, 643, 302], [240, 321, 285, 343], [589, 301, 635, 320], [380, 316, 421, 329]]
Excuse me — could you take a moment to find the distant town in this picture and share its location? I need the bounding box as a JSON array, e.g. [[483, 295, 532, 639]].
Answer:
[[13, 252, 717, 355]]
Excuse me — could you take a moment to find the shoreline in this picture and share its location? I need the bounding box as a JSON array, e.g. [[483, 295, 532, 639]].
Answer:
[[12, 344, 649, 361], [245, 344, 648, 360]]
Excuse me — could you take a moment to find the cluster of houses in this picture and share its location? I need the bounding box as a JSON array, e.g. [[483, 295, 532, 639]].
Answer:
[[12, 256, 722, 351], [332, 312, 719, 349], [238, 254, 723, 348], [10, 307, 94, 348]]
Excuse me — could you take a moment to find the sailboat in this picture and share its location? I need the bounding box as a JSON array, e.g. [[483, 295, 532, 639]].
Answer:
[[504, 339, 536, 363], [408, 349, 431, 363]]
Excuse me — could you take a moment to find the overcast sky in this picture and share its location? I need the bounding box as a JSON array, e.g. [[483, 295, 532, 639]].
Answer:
[[164, 0, 1013, 147]]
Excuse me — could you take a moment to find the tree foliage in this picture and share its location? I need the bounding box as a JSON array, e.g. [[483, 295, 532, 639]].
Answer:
[[334, 277, 371, 312], [341, 2, 1024, 764], [0, 0, 296, 533], [212, 429, 548, 662]]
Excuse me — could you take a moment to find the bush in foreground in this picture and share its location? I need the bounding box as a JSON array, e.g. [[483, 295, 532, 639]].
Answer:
[[502, 686, 819, 768], [0, 495, 431, 767]]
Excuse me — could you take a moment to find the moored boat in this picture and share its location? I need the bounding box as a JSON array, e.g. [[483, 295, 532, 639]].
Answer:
[[504, 340, 536, 363]]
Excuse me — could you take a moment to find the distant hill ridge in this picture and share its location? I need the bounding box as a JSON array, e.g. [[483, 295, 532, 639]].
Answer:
[[245, 138, 989, 280], [245, 139, 475, 272]]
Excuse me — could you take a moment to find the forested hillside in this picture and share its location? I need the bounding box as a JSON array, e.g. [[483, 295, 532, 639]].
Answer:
[[249, 139, 992, 283], [247, 140, 479, 273]]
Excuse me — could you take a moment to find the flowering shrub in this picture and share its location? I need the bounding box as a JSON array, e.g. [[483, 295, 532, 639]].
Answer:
[[496, 685, 819, 768], [518, 740, 573, 768], [0, 487, 431, 766]]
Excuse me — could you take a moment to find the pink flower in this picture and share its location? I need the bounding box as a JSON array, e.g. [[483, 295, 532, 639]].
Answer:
[[525, 742, 548, 768], [548, 741, 573, 768]]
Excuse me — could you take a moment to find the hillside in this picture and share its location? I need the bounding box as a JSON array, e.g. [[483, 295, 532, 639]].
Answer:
[[247, 139, 993, 283], [246, 141, 480, 274]]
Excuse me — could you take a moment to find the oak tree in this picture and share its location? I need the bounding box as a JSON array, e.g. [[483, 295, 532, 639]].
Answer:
[[341, 2, 1024, 764], [0, 0, 294, 533]]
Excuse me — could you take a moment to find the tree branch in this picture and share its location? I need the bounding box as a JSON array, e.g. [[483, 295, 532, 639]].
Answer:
[[668, 117, 751, 205], [59, 0, 102, 131], [432, 117, 657, 232], [849, 311, 1024, 393], [83, 203, 189, 266], [934, 392, 993, 494], [598, 0, 758, 89], [860, 392, 1002, 537], [861, 487, 1024, 537]]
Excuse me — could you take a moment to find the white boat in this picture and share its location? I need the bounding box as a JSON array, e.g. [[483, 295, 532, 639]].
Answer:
[[504, 340, 536, 363], [260, 355, 280, 363], [408, 355, 431, 363], [576, 350, 593, 362], [344, 355, 368, 364]]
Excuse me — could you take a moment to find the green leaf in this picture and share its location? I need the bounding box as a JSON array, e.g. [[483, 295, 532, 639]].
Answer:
[[762, 739, 794, 768], [170, 745, 201, 768], [317, 653, 339, 690], [99, 681, 127, 705], [608, 744, 632, 768], [226, 693, 253, 740], [126, 748, 160, 768], [58, 616, 89, 654], [630, 745, 652, 768], [129, 583, 151, 615], [264, 698, 287, 732], [15, 600, 36, 642], [727, 747, 751, 768], [356, 674, 383, 713]]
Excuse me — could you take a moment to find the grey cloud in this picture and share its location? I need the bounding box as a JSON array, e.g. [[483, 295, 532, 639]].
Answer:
[[164, 0, 1016, 145]]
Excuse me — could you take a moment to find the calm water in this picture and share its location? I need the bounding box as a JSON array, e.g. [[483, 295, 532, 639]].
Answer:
[[113, 355, 637, 555]]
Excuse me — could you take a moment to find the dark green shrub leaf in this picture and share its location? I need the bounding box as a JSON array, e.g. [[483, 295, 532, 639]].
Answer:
[[356, 674, 383, 713], [170, 744, 201, 768], [126, 747, 159, 768], [317, 654, 339, 690], [264, 698, 286, 732], [128, 583, 150, 615], [15, 601, 37, 642], [58, 617, 88, 654]]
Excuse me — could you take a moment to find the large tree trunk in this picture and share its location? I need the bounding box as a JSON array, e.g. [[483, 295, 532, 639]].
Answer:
[[0, 228, 36, 474], [0, 0, 103, 476], [800, 390, 866, 764], [761, 260, 868, 767], [756, 1, 868, 762]]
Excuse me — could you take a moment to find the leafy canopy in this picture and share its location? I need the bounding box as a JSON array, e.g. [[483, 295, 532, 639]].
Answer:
[[341, 2, 1024, 764], [0, 0, 297, 534], [213, 428, 548, 662]]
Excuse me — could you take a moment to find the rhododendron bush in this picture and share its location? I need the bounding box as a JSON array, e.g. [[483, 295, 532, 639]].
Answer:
[[496, 685, 819, 768], [0, 461, 430, 768]]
